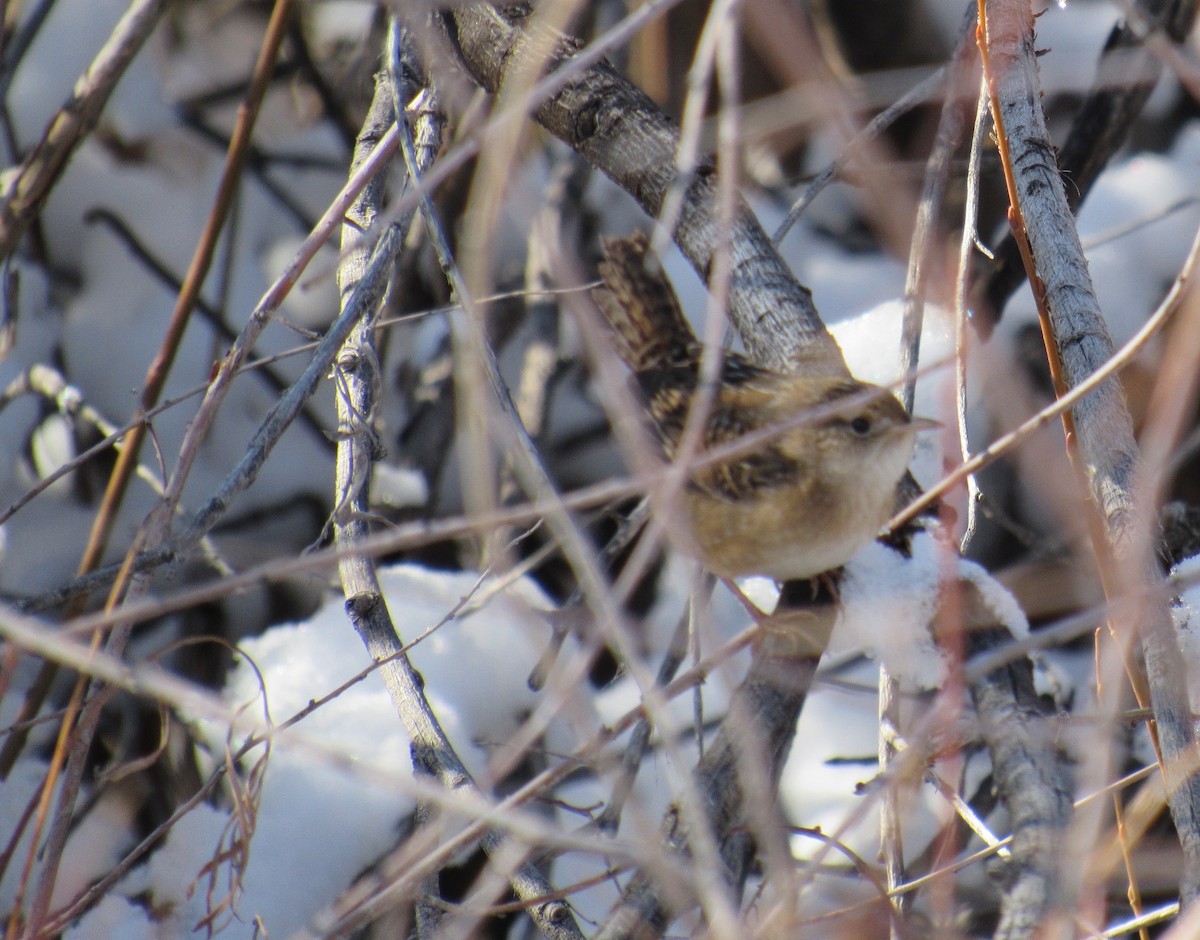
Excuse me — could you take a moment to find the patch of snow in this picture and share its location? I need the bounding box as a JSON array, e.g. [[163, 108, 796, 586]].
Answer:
[[831, 530, 947, 689], [778, 660, 952, 867], [64, 895, 153, 940], [114, 564, 574, 936], [833, 529, 1029, 689], [0, 759, 133, 921]]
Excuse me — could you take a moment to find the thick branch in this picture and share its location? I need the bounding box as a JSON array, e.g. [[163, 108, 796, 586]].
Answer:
[[440, 3, 847, 377], [982, 0, 1200, 905], [966, 619, 1074, 939], [971, 0, 1199, 332], [596, 594, 835, 938]]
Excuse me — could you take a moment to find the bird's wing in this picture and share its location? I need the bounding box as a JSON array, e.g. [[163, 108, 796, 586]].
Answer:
[[635, 367, 802, 501], [697, 396, 803, 500]]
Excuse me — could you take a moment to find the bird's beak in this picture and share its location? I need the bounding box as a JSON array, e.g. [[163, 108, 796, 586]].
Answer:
[[907, 416, 942, 432]]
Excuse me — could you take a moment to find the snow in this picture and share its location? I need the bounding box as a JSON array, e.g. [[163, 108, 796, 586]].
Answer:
[[368, 461, 430, 510], [777, 660, 954, 869], [63, 895, 153, 940], [118, 804, 238, 938], [831, 531, 948, 689], [62, 564, 575, 937], [0, 758, 56, 914], [829, 528, 1030, 690], [0, 760, 135, 920], [307, 2, 379, 48]]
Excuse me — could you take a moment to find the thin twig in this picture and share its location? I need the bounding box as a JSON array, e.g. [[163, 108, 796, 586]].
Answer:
[[898, 8, 978, 412], [772, 64, 950, 246], [0, 0, 168, 258], [12, 4, 298, 933], [881, 17, 979, 927], [955, 84, 993, 552]]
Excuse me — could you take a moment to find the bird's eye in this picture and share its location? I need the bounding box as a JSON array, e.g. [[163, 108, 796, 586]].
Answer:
[[850, 416, 872, 436]]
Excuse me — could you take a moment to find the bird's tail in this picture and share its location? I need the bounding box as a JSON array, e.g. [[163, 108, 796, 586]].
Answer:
[[594, 232, 698, 373]]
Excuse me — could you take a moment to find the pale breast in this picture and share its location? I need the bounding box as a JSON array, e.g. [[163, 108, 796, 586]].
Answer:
[[682, 478, 892, 581]]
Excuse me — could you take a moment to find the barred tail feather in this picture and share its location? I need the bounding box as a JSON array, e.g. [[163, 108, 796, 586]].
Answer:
[[595, 232, 697, 372]]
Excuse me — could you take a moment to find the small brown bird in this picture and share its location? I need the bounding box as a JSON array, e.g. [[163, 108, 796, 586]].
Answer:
[[594, 232, 936, 581]]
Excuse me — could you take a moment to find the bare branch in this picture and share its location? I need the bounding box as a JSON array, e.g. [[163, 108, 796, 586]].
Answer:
[[327, 42, 585, 936], [0, 0, 169, 258], [440, 3, 848, 376], [971, 0, 1200, 333], [981, 0, 1200, 906]]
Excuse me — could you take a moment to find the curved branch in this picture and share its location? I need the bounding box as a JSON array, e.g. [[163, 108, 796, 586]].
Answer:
[[440, 3, 848, 377]]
